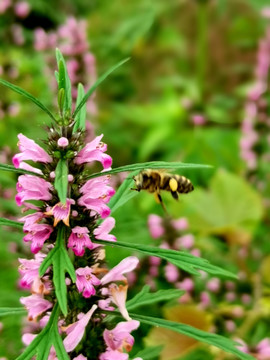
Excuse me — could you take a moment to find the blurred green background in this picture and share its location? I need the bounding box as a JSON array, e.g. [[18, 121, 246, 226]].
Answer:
[[1, 0, 270, 359]]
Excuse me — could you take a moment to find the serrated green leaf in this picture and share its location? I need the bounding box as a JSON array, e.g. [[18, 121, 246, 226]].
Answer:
[[54, 159, 68, 204], [39, 225, 75, 315], [73, 83, 86, 133], [55, 49, 72, 113], [129, 313, 255, 360], [86, 161, 212, 180], [0, 217, 23, 228], [132, 345, 164, 360], [72, 58, 130, 118], [0, 78, 56, 122], [0, 307, 26, 317], [0, 163, 43, 177], [126, 286, 184, 311], [16, 304, 69, 360], [109, 171, 138, 214], [93, 239, 237, 279]]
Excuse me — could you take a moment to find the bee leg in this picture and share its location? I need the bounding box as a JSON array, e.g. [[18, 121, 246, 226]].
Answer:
[[154, 192, 168, 214], [171, 191, 178, 200], [130, 188, 140, 191]]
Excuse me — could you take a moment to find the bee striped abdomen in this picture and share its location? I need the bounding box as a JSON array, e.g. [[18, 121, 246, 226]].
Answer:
[[176, 176, 194, 193]]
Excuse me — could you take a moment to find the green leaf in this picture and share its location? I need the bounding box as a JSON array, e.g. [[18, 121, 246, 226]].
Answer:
[[39, 226, 76, 316], [0, 307, 26, 317], [179, 169, 263, 240], [108, 171, 138, 214], [0, 217, 23, 228], [126, 286, 184, 310], [16, 304, 69, 360], [129, 313, 255, 360], [86, 161, 212, 180], [132, 345, 164, 360], [54, 159, 68, 204], [72, 58, 130, 119], [55, 49, 72, 113], [0, 163, 43, 177], [93, 239, 237, 279], [0, 78, 56, 122], [73, 83, 86, 133]]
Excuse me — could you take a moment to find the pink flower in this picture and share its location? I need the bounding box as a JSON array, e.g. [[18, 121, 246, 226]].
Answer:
[[14, 1, 30, 18], [75, 134, 112, 169], [76, 267, 101, 298], [73, 356, 87, 360], [103, 320, 140, 352], [94, 217, 116, 242], [109, 284, 131, 321], [15, 175, 53, 206], [19, 212, 44, 228], [63, 305, 97, 352], [171, 217, 189, 230], [23, 223, 53, 254], [148, 214, 164, 239], [101, 257, 139, 285], [100, 350, 128, 360], [45, 199, 75, 226], [68, 226, 94, 256], [12, 134, 52, 168], [19, 162, 43, 175], [20, 294, 52, 321], [164, 263, 179, 283], [177, 278, 194, 292], [78, 177, 115, 218], [206, 278, 221, 293], [18, 253, 45, 289], [175, 234, 194, 249]]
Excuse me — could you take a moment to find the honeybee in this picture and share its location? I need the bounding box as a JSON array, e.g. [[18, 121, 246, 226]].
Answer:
[[132, 169, 194, 210]]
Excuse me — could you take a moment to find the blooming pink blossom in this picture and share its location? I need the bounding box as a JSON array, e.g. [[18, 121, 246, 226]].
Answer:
[[15, 175, 52, 206], [103, 320, 140, 352], [68, 226, 94, 256], [100, 350, 128, 360], [177, 278, 194, 292], [206, 277, 221, 293], [101, 257, 139, 285], [76, 267, 101, 298], [19, 162, 43, 175], [45, 199, 75, 226], [73, 355, 87, 360], [75, 134, 112, 169], [63, 305, 97, 352], [18, 254, 45, 289], [23, 223, 53, 254], [19, 212, 44, 228], [171, 217, 189, 230], [14, 1, 30, 18], [12, 134, 52, 168], [164, 263, 179, 283], [148, 214, 164, 238], [20, 294, 52, 321], [109, 284, 131, 321], [94, 217, 116, 242]]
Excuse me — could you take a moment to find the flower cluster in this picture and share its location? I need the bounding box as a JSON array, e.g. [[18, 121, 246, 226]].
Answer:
[[240, 11, 270, 204], [15, 122, 141, 358], [34, 17, 97, 116]]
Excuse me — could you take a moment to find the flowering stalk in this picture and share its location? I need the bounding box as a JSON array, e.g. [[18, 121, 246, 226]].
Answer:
[[13, 51, 141, 360]]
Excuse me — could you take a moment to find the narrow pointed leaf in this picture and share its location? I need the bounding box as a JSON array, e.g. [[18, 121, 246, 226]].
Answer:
[[0, 163, 43, 177], [73, 83, 86, 133], [0, 217, 23, 228], [126, 286, 184, 310], [0, 78, 56, 122], [128, 313, 255, 360], [0, 307, 26, 317], [72, 58, 130, 118], [56, 49, 72, 112], [86, 161, 212, 180], [54, 159, 68, 204], [93, 239, 237, 279], [109, 171, 138, 213], [39, 246, 57, 277], [53, 326, 70, 360]]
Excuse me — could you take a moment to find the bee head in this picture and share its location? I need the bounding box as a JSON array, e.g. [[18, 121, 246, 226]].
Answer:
[[133, 173, 142, 191]]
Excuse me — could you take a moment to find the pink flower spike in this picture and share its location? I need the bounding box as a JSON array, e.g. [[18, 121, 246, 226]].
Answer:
[[12, 133, 52, 168], [68, 226, 94, 256], [94, 217, 116, 242], [75, 134, 112, 169], [45, 199, 75, 227], [101, 256, 139, 285], [23, 223, 53, 254], [63, 304, 97, 352], [15, 175, 52, 206], [75, 267, 101, 298], [20, 294, 52, 321], [103, 320, 140, 352], [109, 284, 131, 321]]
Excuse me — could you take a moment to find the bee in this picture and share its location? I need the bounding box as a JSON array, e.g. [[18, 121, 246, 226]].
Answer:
[[132, 169, 194, 211]]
